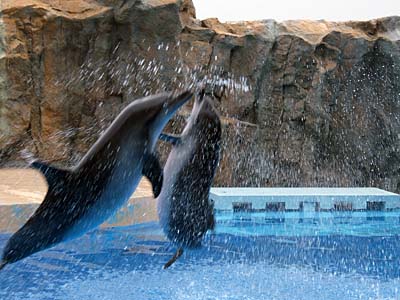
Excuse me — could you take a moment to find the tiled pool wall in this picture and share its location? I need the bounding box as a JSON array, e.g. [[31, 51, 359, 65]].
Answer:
[[210, 188, 400, 213], [2, 187, 400, 234], [224, 199, 397, 212]]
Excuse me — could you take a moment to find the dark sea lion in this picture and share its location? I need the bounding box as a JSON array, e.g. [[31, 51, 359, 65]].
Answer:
[[157, 91, 222, 268], [0, 91, 192, 270]]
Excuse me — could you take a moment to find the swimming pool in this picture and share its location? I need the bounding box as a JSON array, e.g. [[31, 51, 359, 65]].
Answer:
[[1, 211, 400, 300]]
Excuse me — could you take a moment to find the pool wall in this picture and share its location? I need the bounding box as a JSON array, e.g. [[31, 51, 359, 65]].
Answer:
[[210, 187, 400, 212], [2, 185, 400, 234]]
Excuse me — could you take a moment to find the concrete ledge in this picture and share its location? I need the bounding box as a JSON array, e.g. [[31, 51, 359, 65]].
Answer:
[[210, 187, 400, 212], [0, 169, 158, 233]]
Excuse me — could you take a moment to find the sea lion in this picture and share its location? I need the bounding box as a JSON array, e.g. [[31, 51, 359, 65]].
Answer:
[[0, 91, 192, 270], [157, 91, 221, 268]]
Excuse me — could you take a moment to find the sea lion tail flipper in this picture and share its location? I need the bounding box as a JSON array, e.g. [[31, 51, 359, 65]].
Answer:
[[163, 248, 183, 269], [159, 133, 181, 146], [142, 153, 163, 198], [30, 160, 70, 188], [208, 199, 216, 230]]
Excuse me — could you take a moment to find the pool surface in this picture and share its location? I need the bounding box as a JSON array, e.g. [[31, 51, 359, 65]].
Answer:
[[1, 211, 400, 300]]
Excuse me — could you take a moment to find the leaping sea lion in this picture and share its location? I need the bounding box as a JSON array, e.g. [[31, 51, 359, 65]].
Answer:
[[157, 91, 222, 269], [0, 91, 193, 270]]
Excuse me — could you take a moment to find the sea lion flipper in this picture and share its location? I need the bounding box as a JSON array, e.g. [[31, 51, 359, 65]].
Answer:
[[159, 133, 181, 145], [30, 160, 70, 188], [0, 261, 7, 271], [142, 153, 163, 197], [163, 248, 183, 269], [207, 199, 216, 230]]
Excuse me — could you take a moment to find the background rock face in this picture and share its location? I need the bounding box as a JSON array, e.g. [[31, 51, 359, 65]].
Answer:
[[1, 0, 400, 191]]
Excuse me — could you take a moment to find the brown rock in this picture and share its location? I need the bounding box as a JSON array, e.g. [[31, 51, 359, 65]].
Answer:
[[1, 0, 400, 192]]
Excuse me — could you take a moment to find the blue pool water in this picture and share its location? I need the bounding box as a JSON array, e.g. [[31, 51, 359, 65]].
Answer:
[[1, 211, 400, 300]]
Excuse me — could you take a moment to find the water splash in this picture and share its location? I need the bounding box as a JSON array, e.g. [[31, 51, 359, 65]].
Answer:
[[60, 41, 251, 101]]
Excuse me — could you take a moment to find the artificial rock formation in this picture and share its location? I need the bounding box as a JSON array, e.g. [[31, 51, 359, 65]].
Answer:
[[1, 0, 400, 191]]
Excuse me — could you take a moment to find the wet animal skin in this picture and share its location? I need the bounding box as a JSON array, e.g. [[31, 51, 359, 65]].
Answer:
[[0, 91, 193, 270], [157, 91, 222, 268]]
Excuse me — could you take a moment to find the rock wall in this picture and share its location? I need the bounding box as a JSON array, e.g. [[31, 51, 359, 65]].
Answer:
[[1, 0, 400, 191]]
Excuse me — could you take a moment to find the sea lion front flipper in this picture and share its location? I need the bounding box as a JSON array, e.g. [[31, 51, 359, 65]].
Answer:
[[142, 153, 163, 198], [159, 133, 182, 146], [30, 160, 70, 189], [163, 248, 183, 269], [0, 261, 6, 271]]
